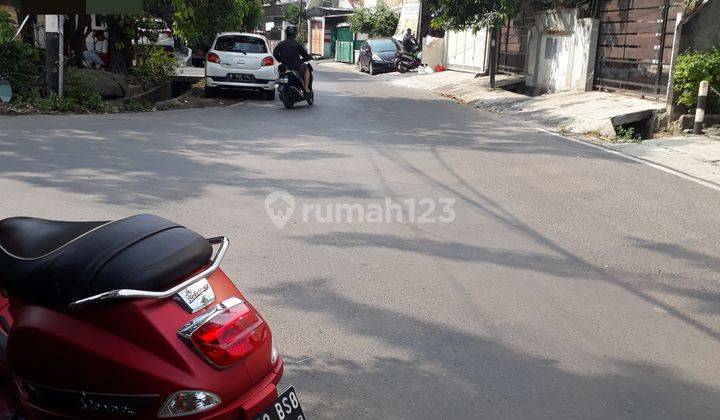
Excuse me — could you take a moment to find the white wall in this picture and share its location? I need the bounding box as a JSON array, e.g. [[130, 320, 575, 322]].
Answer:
[[421, 36, 445, 69], [444, 28, 488, 73], [529, 10, 598, 92]]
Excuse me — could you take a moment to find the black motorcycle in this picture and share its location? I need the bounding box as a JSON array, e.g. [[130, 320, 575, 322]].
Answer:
[[277, 62, 314, 109], [395, 46, 421, 74]]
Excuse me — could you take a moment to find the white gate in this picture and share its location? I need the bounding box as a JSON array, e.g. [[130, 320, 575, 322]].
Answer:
[[445, 29, 488, 73]]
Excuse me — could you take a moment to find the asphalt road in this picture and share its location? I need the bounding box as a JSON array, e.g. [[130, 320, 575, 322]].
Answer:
[[1, 64, 720, 419]]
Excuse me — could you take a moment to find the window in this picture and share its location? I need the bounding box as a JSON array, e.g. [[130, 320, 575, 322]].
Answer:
[[214, 36, 267, 54], [544, 37, 558, 60]]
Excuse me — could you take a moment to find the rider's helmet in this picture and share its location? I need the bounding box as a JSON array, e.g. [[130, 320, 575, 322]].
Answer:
[[285, 25, 298, 39]]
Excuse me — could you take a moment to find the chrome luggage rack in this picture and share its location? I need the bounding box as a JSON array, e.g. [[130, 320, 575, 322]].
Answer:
[[69, 236, 229, 308]]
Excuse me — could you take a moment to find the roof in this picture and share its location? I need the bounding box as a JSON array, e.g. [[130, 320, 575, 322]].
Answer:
[[306, 5, 354, 17]]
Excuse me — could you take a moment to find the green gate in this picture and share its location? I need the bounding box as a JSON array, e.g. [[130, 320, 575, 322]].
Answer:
[[334, 26, 354, 63], [336, 26, 352, 42], [335, 40, 354, 63]]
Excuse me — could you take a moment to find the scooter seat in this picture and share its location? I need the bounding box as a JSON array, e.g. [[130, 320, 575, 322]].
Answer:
[[0, 214, 212, 307]]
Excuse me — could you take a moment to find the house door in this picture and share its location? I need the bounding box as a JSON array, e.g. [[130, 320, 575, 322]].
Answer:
[[311, 20, 323, 56]]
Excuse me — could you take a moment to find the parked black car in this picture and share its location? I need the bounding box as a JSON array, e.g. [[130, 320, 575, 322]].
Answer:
[[357, 38, 402, 75]]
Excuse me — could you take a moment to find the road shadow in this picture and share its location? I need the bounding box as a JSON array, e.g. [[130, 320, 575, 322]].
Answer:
[[294, 232, 583, 278], [627, 236, 720, 315], [255, 278, 720, 419], [0, 83, 625, 207]]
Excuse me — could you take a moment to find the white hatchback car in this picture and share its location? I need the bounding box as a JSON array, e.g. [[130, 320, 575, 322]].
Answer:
[[204, 32, 278, 100]]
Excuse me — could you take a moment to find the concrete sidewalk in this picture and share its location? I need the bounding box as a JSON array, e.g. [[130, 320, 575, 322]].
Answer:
[[606, 134, 720, 187], [384, 68, 720, 189], [388, 70, 665, 137]]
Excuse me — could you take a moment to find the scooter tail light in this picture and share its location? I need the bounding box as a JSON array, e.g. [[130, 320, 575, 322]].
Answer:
[[207, 52, 220, 64], [180, 297, 269, 368], [261, 56, 274, 66], [158, 390, 221, 417]]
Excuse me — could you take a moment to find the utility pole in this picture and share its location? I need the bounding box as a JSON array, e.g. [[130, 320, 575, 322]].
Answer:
[[45, 15, 60, 94], [417, 0, 423, 44], [58, 15, 64, 97], [489, 24, 498, 89]]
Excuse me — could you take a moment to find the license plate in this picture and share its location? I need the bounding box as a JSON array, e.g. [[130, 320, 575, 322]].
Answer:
[[173, 278, 215, 313], [278, 77, 288, 83], [254, 387, 305, 420], [229, 73, 253, 81]]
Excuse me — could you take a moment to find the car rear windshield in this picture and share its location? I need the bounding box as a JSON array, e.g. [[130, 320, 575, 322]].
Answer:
[[214, 36, 267, 54], [370, 39, 398, 52]]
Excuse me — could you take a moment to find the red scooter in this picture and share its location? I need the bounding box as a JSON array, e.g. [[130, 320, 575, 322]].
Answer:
[[0, 214, 304, 419]]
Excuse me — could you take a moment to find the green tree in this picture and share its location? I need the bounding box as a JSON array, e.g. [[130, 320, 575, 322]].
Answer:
[[430, 0, 521, 30], [282, 4, 308, 44], [282, 3, 306, 24], [171, 0, 264, 50], [349, 7, 374, 35], [0, 10, 13, 43], [105, 15, 138, 74], [349, 1, 398, 37], [63, 1, 171, 73], [0, 11, 43, 97], [371, 1, 399, 37]]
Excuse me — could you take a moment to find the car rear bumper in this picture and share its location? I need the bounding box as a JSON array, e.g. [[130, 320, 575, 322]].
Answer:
[[205, 61, 278, 91], [205, 77, 275, 90]]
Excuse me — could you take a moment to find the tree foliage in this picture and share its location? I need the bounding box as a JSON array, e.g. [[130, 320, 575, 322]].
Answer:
[[105, 15, 137, 74], [171, 0, 264, 50], [282, 3, 307, 24], [0, 11, 43, 97], [282, 4, 308, 45], [349, 1, 399, 37], [134, 45, 179, 87], [372, 1, 399, 37], [430, 0, 522, 30], [349, 7, 374, 35], [673, 48, 720, 113], [0, 10, 14, 43]]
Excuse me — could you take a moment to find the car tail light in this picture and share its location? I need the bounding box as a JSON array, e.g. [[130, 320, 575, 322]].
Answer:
[[164, 30, 173, 38], [261, 56, 274, 66], [158, 390, 220, 417], [207, 52, 220, 64], [179, 297, 269, 368]]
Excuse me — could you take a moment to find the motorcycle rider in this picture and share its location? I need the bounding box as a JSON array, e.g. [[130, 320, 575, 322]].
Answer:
[[402, 28, 418, 54], [273, 26, 313, 94]]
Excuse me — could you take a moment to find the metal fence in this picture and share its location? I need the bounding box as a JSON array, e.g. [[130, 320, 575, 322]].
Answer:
[[497, 11, 534, 75], [593, 0, 684, 99]]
